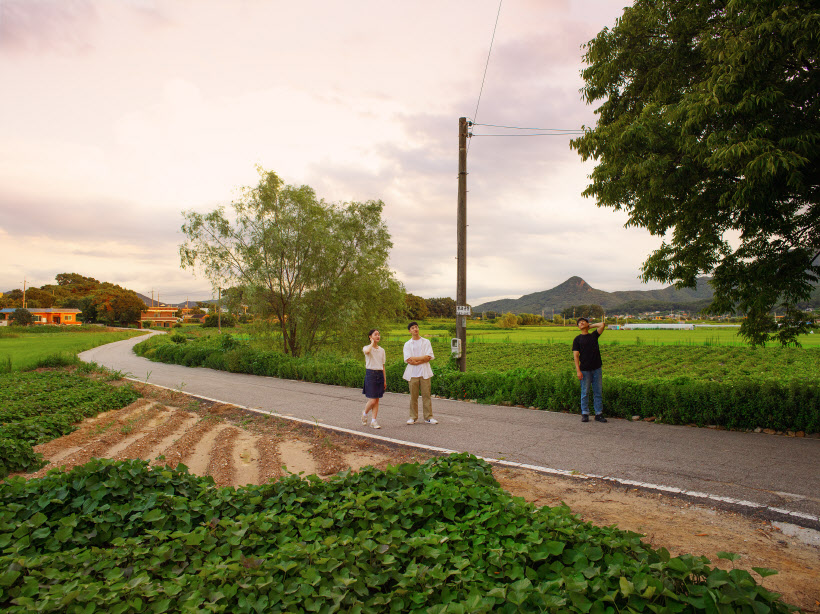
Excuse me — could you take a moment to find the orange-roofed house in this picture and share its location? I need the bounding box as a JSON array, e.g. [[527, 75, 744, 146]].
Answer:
[[139, 305, 180, 328], [0, 308, 82, 326]]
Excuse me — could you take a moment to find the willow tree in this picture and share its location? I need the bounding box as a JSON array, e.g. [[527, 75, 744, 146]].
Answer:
[[180, 168, 404, 356], [572, 0, 819, 346]]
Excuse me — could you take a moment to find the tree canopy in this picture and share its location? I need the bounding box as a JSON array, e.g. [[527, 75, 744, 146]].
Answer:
[[571, 0, 819, 346], [86, 285, 146, 326], [180, 167, 405, 356], [405, 293, 429, 320], [10, 308, 33, 326], [426, 297, 457, 318]]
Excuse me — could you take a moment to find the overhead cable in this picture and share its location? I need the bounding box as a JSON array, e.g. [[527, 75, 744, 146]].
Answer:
[[468, 0, 503, 152]]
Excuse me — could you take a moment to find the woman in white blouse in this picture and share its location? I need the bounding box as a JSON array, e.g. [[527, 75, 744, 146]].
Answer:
[[362, 329, 387, 428]]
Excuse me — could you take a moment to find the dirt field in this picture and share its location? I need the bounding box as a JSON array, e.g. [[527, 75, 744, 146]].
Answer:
[[22, 381, 820, 612]]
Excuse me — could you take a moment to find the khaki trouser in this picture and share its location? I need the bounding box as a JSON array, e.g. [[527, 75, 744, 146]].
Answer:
[[408, 376, 433, 421]]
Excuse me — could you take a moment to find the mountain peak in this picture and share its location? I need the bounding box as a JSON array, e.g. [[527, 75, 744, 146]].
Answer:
[[559, 276, 591, 290]]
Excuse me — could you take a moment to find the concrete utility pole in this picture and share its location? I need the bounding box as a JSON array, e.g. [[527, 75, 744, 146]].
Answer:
[[21, 279, 27, 309], [456, 117, 468, 372]]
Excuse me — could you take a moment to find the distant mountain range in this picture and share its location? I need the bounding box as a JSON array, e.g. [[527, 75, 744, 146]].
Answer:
[[472, 276, 717, 315], [136, 293, 216, 308]]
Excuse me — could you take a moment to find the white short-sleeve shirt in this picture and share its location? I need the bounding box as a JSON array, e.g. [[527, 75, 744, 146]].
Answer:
[[363, 345, 386, 370], [402, 337, 434, 380]]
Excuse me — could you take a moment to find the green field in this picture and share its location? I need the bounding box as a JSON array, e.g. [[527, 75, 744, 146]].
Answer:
[[380, 321, 820, 347], [369, 323, 820, 384], [0, 328, 146, 372]]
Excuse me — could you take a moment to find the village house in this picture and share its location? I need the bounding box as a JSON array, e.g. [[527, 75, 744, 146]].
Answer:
[[0, 307, 82, 326], [139, 305, 180, 328]]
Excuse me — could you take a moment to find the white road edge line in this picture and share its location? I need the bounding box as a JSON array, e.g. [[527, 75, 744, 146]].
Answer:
[[128, 378, 820, 525]]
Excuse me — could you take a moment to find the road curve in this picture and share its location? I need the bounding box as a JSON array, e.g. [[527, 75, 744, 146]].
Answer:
[[80, 333, 820, 525]]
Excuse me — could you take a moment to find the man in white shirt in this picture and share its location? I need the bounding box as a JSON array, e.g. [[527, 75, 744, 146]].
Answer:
[[403, 321, 438, 425]]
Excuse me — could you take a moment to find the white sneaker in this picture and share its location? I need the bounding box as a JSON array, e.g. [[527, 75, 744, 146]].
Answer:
[[424, 418, 438, 425], [370, 420, 381, 429], [361, 412, 368, 425], [406, 419, 416, 425]]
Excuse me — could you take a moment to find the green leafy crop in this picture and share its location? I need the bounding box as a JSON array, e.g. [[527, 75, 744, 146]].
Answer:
[[0, 371, 141, 477], [0, 455, 794, 613]]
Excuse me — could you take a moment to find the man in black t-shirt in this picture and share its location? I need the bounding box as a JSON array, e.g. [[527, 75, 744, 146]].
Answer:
[[571, 317, 608, 423]]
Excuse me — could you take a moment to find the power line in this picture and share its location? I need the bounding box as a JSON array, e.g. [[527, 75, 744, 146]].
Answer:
[[471, 132, 584, 137], [472, 122, 584, 132], [468, 0, 503, 153]]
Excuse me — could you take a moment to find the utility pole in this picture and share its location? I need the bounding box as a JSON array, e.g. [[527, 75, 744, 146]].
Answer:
[[21, 279, 27, 309], [456, 117, 468, 372], [217, 287, 222, 333]]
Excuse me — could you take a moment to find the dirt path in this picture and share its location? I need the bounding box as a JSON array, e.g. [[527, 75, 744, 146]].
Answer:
[[22, 382, 820, 612]]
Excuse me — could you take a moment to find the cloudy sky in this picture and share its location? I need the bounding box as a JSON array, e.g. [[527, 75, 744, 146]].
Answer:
[[0, 0, 666, 305]]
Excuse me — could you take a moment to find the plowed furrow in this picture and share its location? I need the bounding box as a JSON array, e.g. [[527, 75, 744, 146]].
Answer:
[[29, 403, 163, 478], [231, 431, 260, 486], [153, 416, 219, 469], [144, 413, 200, 465], [255, 435, 283, 484], [206, 426, 241, 487], [33, 399, 152, 459], [183, 422, 231, 477], [112, 409, 196, 463], [311, 441, 347, 477]]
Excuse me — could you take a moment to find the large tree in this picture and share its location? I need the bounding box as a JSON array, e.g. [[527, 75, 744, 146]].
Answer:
[[426, 297, 457, 318], [180, 168, 405, 356], [405, 293, 429, 320], [571, 0, 819, 346], [88, 285, 146, 326]]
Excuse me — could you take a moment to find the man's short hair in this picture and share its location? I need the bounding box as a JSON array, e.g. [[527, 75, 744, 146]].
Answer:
[[408, 321, 418, 330], [576, 317, 589, 325]]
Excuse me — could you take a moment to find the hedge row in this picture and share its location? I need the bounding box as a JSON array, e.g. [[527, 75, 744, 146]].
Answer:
[[134, 336, 820, 433]]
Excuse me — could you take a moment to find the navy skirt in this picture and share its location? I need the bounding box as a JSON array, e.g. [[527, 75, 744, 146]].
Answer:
[[363, 369, 385, 399]]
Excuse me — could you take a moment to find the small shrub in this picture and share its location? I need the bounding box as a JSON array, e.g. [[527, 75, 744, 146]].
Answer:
[[203, 314, 237, 327], [496, 312, 519, 329]]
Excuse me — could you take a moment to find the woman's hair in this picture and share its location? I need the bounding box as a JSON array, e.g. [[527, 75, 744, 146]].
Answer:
[[367, 328, 378, 338]]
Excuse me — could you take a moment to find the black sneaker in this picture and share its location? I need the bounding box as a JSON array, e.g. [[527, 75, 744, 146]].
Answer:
[[594, 414, 608, 423], [581, 414, 589, 422]]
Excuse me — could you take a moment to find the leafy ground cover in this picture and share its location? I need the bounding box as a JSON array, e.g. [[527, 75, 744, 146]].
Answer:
[[0, 454, 795, 613], [0, 369, 141, 478], [4, 374, 815, 610], [0, 327, 146, 372]]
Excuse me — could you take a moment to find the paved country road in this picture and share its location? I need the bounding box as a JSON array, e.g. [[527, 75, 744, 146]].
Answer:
[[80, 333, 820, 525]]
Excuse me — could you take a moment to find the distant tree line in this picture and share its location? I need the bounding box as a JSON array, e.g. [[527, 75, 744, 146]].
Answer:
[[405, 294, 458, 320], [1, 273, 146, 326]]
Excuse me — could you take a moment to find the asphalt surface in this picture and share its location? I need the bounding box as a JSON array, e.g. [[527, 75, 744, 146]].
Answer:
[[79, 333, 820, 524]]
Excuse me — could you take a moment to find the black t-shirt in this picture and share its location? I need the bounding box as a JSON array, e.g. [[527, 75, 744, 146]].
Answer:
[[572, 330, 602, 371]]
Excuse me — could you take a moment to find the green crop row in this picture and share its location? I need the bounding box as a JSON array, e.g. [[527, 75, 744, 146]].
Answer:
[[377, 339, 820, 384], [0, 369, 141, 478], [0, 454, 793, 613], [135, 335, 820, 432]]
